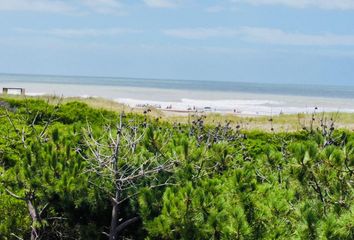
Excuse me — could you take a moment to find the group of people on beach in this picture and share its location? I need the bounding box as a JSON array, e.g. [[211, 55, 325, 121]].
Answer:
[[135, 102, 248, 114]]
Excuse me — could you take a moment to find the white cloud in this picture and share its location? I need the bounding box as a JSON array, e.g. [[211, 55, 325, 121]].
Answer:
[[164, 27, 354, 46], [164, 28, 240, 39], [79, 0, 123, 14], [16, 28, 142, 38], [143, 0, 180, 8], [0, 0, 73, 12], [241, 27, 354, 46], [0, 0, 125, 14], [205, 5, 226, 13], [231, 0, 354, 10]]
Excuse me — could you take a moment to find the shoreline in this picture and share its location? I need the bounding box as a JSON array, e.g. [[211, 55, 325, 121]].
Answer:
[[1, 81, 354, 117]]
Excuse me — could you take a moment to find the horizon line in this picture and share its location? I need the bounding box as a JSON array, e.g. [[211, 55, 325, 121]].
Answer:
[[0, 72, 352, 88]]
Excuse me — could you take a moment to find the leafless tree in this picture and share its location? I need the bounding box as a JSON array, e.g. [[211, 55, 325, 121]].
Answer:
[[81, 112, 177, 240]]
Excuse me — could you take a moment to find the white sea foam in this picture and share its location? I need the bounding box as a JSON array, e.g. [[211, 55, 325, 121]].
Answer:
[[115, 97, 354, 115], [2, 80, 354, 116]]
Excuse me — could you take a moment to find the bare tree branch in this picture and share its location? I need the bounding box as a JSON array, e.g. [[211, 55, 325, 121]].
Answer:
[[5, 188, 26, 201], [82, 112, 177, 239]]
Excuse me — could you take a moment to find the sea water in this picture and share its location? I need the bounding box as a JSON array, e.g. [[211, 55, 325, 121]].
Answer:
[[1, 73, 354, 115]]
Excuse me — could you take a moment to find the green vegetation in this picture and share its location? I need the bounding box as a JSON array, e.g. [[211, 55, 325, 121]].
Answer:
[[1, 97, 354, 239]]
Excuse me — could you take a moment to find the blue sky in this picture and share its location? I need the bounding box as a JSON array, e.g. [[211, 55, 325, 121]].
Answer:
[[0, 0, 354, 85]]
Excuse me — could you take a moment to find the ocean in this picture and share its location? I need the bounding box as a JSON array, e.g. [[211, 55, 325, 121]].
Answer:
[[1, 73, 354, 115]]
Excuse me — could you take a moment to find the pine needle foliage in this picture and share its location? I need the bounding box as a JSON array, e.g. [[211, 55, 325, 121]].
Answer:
[[0, 98, 354, 239]]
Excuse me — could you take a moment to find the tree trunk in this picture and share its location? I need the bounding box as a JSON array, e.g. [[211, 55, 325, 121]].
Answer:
[[109, 114, 123, 240], [109, 191, 120, 240], [27, 199, 41, 240]]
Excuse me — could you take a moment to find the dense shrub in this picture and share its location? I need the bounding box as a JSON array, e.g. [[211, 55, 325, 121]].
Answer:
[[0, 98, 353, 239]]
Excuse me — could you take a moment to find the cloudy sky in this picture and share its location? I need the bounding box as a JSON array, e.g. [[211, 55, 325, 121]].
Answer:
[[0, 0, 354, 85]]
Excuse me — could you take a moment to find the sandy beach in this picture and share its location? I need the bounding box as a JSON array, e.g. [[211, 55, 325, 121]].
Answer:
[[2, 80, 354, 117]]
